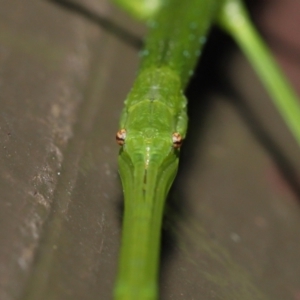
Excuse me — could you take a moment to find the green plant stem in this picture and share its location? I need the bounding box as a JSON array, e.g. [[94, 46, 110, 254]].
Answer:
[[219, 0, 300, 148]]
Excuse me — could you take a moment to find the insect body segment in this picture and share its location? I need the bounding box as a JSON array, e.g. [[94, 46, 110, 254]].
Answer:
[[115, 66, 188, 300], [117, 67, 188, 155], [114, 0, 300, 299], [115, 1, 221, 299]]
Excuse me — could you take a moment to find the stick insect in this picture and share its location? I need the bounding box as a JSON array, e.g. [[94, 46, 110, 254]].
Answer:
[[112, 0, 300, 299]]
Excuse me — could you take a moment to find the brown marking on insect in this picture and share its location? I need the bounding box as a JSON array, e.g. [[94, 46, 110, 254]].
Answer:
[[172, 132, 183, 148], [116, 129, 126, 145]]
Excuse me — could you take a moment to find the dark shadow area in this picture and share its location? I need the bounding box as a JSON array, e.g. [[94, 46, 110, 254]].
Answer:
[[221, 75, 300, 200], [160, 26, 230, 262], [48, 0, 143, 48], [261, 33, 300, 67], [245, 0, 300, 66], [214, 47, 300, 201], [161, 12, 300, 271]]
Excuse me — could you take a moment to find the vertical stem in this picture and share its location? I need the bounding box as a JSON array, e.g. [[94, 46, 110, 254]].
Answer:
[[219, 0, 300, 148]]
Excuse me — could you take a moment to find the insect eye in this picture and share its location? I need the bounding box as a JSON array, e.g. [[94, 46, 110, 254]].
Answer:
[[172, 132, 183, 148], [116, 129, 126, 146]]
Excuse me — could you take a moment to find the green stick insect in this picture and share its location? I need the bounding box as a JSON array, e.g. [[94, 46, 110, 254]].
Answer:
[[112, 0, 300, 299]]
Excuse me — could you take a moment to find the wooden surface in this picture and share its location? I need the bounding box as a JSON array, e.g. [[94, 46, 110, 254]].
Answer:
[[0, 0, 299, 299]]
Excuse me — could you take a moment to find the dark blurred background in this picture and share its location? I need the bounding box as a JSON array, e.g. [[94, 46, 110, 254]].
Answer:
[[0, 1, 299, 299]]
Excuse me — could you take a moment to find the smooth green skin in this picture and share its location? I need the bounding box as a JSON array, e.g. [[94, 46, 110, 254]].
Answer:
[[113, 0, 300, 299], [115, 2, 221, 299]]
